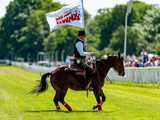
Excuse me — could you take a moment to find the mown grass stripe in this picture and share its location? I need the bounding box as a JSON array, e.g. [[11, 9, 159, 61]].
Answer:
[[0, 66, 160, 120]]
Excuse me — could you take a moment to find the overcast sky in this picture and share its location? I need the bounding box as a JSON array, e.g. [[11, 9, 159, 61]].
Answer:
[[0, 0, 160, 17]]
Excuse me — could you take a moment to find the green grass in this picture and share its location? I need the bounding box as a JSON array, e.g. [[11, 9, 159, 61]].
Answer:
[[110, 80, 160, 89], [0, 66, 160, 120]]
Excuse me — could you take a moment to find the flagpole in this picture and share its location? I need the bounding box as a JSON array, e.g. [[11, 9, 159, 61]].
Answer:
[[81, 0, 85, 29]]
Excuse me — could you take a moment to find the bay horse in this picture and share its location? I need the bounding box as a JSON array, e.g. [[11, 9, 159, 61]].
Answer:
[[32, 54, 125, 111]]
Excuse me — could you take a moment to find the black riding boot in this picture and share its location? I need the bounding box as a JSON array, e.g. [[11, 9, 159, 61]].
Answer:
[[76, 62, 95, 89]]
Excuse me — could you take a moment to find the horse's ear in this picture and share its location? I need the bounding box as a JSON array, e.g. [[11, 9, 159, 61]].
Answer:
[[121, 56, 124, 61], [118, 52, 121, 58]]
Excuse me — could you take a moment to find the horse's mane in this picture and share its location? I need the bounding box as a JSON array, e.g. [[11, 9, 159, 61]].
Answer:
[[96, 56, 116, 65], [95, 57, 113, 76]]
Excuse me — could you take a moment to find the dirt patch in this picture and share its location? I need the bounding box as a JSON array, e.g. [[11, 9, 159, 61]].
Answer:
[[0, 70, 18, 75]]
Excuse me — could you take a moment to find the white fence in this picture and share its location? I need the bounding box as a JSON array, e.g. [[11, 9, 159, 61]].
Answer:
[[12, 62, 53, 73], [108, 67, 160, 83], [12, 62, 160, 83]]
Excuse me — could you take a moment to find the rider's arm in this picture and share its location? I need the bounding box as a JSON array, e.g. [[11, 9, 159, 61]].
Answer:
[[75, 41, 88, 57]]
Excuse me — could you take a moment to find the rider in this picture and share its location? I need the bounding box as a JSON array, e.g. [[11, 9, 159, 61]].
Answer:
[[74, 30, 95, 81]]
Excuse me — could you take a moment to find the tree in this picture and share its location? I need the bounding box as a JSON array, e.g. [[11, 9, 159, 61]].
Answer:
[[86, 9, 108, 51], [0, 19, 7, 58], [1, 0, 61, 60], [109, 25, 147, 55], [1, 0, 158, 60], [129, 1, 152, 24], [43, 27, 78, 60], [142, 8, 160, 43], [135, 7, 160, 54], [92, 1, 152, 50]]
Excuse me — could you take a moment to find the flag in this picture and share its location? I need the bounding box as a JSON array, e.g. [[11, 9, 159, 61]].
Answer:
[[46, 0, 84, 31]]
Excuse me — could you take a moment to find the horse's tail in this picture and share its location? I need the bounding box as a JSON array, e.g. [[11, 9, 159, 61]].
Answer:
[[32, 72, 52, 94]]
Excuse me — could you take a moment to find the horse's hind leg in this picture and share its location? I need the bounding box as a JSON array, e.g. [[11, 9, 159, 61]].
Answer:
[[59, 89, 72, 111], [53, 91, 61, 110]]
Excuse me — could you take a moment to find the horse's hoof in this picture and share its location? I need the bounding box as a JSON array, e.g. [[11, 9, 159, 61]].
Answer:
[[93, 105, 98, 110], [68, 108, 72, 112], [56, 106, 61, 110], [98, 109, 102, 112], [97, 105, 102, 112], [93, 105, 102, 111], [64, 103, 72, 112], [66, 107, 72, 112]]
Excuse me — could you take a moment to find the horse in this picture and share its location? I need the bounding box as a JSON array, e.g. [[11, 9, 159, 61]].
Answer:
[[32, 53, 125, 111]]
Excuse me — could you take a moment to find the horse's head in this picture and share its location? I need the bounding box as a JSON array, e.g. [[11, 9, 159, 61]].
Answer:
[[109, 53, 125, 76]]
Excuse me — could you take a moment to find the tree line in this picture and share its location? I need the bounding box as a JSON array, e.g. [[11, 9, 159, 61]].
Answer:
[[0, 0, 160, 61]]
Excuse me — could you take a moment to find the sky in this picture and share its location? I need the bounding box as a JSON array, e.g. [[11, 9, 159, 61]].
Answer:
[[0, 0, 160, 17], [57, 0, 160, 16]]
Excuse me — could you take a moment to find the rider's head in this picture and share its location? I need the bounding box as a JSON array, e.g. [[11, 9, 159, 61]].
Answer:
[[78, 30, 86, 40]]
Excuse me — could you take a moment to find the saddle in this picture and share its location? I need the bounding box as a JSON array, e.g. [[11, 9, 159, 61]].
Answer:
[[65, 56, 96, 77], [65, 64, 86, 76]]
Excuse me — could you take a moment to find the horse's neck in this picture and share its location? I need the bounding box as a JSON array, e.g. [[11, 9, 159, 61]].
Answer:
[[96, 59, 112, 80]]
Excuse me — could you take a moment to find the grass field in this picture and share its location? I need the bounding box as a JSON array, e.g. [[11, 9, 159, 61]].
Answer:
[[0, 66, 160, 120]]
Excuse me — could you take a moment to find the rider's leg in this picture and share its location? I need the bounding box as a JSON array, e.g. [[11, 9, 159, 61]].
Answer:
[[81, 63, 95, 74], [76, 61, 95, 88]]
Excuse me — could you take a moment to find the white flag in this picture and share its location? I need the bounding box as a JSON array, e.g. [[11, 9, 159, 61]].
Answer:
[[46, 0, 84, 31]]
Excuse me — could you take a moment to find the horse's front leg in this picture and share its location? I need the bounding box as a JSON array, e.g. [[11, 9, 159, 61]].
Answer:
[[100, 89, 106, 104], [93, 89, 106, 111], [93, 88, 102, 111]]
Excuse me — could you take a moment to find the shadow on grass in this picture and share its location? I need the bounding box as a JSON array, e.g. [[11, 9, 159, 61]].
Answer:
[[25, 109, 114, 113]]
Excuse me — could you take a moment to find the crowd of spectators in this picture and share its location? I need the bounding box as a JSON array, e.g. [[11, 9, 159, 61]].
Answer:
[[125, 50, 160, 67], [65, 50, 160, 67]]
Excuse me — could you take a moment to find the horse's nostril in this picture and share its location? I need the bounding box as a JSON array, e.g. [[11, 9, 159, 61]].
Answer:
[[122, 72, 125, 76], [120, 71, 125, 76]]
